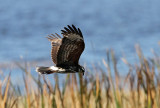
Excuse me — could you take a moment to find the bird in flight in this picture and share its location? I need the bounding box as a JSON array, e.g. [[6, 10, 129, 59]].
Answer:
[[36, 25, 85, 75]]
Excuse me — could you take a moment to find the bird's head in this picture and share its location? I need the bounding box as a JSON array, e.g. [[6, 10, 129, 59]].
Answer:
[[78, 65, 85, 75]]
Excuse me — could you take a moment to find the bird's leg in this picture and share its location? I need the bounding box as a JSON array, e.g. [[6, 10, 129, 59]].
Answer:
[[83, 72, 84, 76]]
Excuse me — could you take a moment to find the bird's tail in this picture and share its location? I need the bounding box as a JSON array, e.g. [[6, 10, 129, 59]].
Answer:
[[36, 66, 59, 74]]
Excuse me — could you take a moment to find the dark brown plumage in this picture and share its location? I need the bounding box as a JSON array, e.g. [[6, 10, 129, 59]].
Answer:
[[36, 25, 85, 74], [47, 24, 85, 67]]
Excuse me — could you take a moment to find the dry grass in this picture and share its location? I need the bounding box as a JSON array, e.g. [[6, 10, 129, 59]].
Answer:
[[0, 45, 160, 108]]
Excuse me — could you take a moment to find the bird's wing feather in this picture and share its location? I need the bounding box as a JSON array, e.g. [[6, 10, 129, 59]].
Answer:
[[57, 25, 85, 66], [47, 25, 85, 66], [47, 34, 62, 64]]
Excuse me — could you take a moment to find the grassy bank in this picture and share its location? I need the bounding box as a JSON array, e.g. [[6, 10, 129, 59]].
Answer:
[[0, 45, 160, 108]]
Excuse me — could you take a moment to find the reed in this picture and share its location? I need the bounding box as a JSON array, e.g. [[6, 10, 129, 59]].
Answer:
[[0, 44, 160, 108]]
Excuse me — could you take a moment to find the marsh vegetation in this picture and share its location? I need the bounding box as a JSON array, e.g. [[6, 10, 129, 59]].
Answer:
[[0, 45, 160, 108]]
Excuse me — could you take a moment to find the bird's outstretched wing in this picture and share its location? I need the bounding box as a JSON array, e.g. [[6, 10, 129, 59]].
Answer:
[[46, 33, 62, 65], [47, 25, 85, 67]]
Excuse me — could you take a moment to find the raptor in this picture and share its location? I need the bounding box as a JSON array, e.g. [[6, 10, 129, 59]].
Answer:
[[36, 25, 85, 75]]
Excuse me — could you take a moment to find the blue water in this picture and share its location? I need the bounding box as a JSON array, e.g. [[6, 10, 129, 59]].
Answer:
[[0, 0, 160, 76]]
